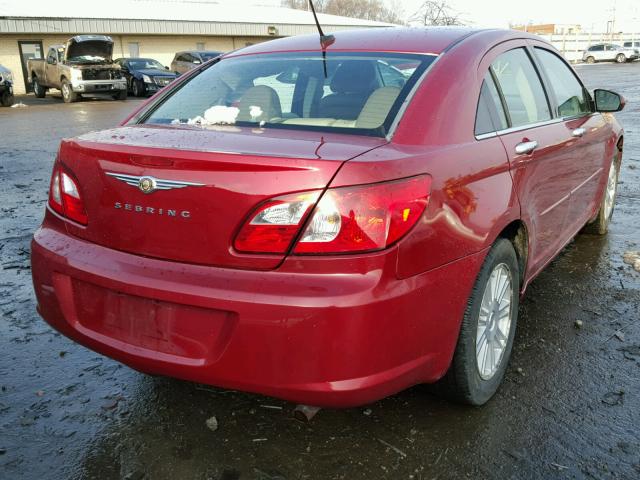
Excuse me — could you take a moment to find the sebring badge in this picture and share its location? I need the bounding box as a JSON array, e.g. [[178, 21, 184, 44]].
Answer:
[[106, 172, 205, 194]]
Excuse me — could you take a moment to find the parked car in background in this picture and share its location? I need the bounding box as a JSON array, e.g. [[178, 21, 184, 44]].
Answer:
[[27, 35, 127, 103], [582, 43, 639, 63], [170, 51, 222, 74], [115, 58, 178, 97], [32, 28, 625, 408], [0, 64, 15, 107], [623, 41, 640, 49]]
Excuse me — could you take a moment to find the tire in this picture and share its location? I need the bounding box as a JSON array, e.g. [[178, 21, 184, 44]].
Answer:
[[582, 154, 620, 235], [586, 56, 595, 64], [112, 90, 127, 100], [0, 90, 14, 107], [616, 53, 626, 63], [132, 79, 144, 97], [436, 238, 520, 405], [33, 77, 46, 98], [61, 79, 78, 103]]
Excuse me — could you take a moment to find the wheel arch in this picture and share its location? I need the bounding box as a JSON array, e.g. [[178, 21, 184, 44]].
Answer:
[[495, 219, 529, 289]]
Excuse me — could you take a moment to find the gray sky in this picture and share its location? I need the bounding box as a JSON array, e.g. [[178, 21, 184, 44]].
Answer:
[[401, 0, 640, 31], [258, 0, 640, 32]]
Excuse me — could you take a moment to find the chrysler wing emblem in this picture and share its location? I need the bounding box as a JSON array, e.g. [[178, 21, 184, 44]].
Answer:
[[106, 172, 205, 194]]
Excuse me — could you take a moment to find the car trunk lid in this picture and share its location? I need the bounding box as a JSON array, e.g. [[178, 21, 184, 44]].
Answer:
[[58, 124, 387, 269]]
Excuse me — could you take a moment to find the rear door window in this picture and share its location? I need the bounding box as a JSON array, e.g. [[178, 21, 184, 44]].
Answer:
[[490, 48, 551, 128], [475, 73, 509, 136], [534, 48, 590, 118]]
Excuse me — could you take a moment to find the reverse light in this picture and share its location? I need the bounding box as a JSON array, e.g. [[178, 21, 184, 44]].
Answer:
[[234, 190, 321, 253], [48, 164, 88, 225], [295, 175, 431, 254]]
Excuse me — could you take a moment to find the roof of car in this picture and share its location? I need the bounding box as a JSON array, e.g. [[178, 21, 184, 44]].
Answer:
[[177, 50, 222, 55], [226, 27, 542, 58]]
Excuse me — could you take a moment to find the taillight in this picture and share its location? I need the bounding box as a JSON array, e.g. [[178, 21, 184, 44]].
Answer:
[[234, 190, 321, 253], [234, 175, 431, 255], [295, 175, 431, 254], [48, 164, 88, 225]]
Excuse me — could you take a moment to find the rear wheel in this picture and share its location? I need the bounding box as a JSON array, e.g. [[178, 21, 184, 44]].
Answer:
[[33, 77, 46, 98], [61, 79, 78, 103], [583, 155, 619, 235], [437, 239, 519, 405], [616, 53, 626, 63], [0, 90, 14, 107]]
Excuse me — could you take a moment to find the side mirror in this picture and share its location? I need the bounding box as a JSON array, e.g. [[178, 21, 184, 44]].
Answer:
[[594, 89, 625, 112], [47, 58, 57, 65]]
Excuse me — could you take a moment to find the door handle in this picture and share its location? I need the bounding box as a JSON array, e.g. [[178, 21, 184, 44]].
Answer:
[[515, 140, 538, 155], [572, 127, 586, 137]]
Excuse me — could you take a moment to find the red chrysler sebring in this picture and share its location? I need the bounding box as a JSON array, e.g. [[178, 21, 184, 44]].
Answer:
[[31, 27, 624, 407]]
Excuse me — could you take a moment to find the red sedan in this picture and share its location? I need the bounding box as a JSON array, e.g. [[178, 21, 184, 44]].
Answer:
[[31, 27, 624, 407]]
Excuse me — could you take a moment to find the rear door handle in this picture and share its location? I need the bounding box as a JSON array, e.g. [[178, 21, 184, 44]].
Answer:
[[515, 140, 538, 155], [572, 127, 586, 137]]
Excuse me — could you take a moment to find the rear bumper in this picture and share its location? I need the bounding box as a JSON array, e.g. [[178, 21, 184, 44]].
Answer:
[[31, 220, 484, 407]]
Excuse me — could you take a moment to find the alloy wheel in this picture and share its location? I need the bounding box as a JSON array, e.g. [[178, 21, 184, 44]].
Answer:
[[476, 263, 513, 380], [603, 160, 618, 221]]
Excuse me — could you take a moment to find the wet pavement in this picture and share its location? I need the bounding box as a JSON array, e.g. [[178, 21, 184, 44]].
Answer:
[[1, 65, 639, 480]]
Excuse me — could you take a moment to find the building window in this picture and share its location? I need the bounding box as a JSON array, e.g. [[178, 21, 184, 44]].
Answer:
[[128, 42, 139, 58], [196, 42, 205, 50]]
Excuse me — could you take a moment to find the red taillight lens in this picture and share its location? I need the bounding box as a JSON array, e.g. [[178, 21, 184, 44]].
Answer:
[[234, 176, 431, 256], [294, 175, 431, 254], [48, 164, 88, 225], [234, 190, 321, 253]]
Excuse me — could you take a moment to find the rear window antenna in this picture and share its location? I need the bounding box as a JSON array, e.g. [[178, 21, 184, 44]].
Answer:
[[308, 0, 335, 77]]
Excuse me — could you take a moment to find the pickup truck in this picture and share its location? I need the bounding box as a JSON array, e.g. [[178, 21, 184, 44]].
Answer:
[[27, 35, 127, 103]]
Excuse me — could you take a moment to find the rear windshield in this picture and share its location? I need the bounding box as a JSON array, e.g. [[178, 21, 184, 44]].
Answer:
[[141, 52, 434, 137]]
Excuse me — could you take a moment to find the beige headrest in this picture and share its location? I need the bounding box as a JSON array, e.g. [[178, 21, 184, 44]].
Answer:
[[355, 87, 402, 129], [237, 85, 282, 123]]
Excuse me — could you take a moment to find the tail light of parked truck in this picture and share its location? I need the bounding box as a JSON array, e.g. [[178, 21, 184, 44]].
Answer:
[[234, 175, 431, 254], [48, 163, 88, 225]]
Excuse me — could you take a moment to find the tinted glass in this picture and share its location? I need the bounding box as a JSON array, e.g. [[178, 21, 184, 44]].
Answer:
[[143, 52, 433, 136], [534, 48, 589, 117], [201, 52, 221, 61], [128, 59, 165, 70], [590, 45, 604, 51], [475, 73, 508, 136], [491, 48, 551, 127]]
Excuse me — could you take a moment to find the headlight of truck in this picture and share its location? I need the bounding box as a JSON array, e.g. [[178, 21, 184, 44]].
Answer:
[[71, 69, 83, 82], [142, 74, 152, 83]]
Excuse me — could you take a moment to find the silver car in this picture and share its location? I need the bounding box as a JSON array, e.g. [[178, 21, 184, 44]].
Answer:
[[582, 43, 639, 63], [170, 51, 222, 75]]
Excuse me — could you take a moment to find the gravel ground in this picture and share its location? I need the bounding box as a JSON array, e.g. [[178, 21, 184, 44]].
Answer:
[[1, 64, 639, 480]]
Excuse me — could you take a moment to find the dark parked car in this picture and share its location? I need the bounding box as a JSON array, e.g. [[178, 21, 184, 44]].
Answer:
[[114, 58, 178, 97], [32, 28, 624, 408], [0, 64, 15, 107], [170, 51, 222, 75]]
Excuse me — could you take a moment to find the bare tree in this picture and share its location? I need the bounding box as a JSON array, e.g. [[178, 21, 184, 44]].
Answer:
[[282, 0, 403, 24], [411, 1, 463, 26]]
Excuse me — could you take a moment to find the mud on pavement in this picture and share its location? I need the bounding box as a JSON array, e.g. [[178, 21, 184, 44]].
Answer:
[[1, 66, 639, 480]]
